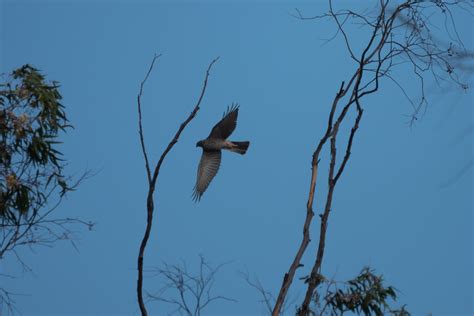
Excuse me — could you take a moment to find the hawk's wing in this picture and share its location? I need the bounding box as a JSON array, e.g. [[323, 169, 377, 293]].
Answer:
[[208, 103, 239, 140], [193, 150, 222, 201]]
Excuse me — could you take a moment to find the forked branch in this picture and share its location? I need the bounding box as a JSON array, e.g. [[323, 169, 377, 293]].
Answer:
[[136, 56, 219, 316]]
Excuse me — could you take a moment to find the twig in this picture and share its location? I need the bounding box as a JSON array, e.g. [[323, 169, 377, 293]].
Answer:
[[137, 54, 162, 184]]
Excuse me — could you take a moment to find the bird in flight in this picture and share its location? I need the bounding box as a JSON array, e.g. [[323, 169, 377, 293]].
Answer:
[[193, 104, 249, 201]]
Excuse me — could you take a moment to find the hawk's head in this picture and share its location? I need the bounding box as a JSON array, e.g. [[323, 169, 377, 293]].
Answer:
[[196, 140, 204, 148]]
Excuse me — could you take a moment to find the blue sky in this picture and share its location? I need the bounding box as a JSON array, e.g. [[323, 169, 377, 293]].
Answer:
[[1, 1, 472, 315]]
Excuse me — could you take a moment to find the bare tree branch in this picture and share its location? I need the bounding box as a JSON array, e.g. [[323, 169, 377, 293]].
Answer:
[[136, 56, 220, 316], [273, 1, 472, 315], [147, 255, 235, 316]]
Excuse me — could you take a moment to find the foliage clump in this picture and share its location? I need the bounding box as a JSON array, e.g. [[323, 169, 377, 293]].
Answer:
[[325, 267, 409, 316], [0, 65, 71, 221], [306, 267, 410, 316]]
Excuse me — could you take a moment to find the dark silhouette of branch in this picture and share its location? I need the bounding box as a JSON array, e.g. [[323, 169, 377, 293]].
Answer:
[[0, 286, 18, 316], [240, 270, 297, 316], [273, 1, 472, 315], [439, 158, 474, 188], [137, 54, 161, 185], [147, 255, 236, 316], [136, 56, 219, 316], [241, 271, 275, 315]]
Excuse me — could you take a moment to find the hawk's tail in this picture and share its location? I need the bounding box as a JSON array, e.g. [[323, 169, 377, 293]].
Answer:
[[229, 141, 250, 155]]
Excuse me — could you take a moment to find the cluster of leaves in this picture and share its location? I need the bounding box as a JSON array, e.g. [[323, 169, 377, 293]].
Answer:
[[0, 64, 71, 232], [311, 267, 410, 316]]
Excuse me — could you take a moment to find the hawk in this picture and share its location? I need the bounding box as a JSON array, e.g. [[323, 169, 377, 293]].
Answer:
[[193, 104, 249, 201]]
